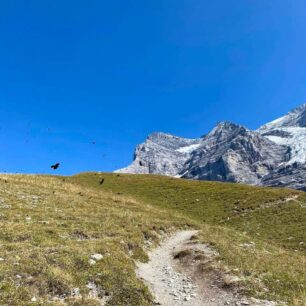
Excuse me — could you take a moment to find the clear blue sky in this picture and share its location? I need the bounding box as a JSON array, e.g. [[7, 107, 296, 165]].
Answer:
[[0, 0, 305, 175]]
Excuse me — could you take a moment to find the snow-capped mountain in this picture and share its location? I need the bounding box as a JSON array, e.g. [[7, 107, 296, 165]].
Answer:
[[116, 103, 306, 191]]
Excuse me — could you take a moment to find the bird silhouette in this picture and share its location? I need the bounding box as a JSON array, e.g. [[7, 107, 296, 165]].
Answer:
[[51, 163, 60, 170], [99, 178, 105, 185]]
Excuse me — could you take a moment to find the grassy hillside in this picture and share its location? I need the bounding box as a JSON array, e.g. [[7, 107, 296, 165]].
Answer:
[[0, 174, 191, 305], [70, 173, 306, 305], [0, 173, 305, 305], [71, 173, 306, 251]]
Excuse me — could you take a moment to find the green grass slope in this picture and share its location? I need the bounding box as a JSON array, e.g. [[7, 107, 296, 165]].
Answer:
[[71, 173, 306, 251], [70, 173, 306, 305], [0, 173, 304, 305], [0, 174, 190, 305]]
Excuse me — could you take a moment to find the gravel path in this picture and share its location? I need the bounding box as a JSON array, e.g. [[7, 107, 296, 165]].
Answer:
[[137, 230, 237, 306], [137, 230, 280, 306]]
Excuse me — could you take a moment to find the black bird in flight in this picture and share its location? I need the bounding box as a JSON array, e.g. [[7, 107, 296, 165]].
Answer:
[[99, 178, 105, 185], [51, 163, 60, 170]]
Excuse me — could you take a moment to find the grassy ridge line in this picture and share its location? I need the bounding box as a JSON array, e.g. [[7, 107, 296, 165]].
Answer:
[[70, 172, 306, 251]]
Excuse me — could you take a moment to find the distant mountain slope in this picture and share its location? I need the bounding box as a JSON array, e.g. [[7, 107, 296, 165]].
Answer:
[[117, 103, 306, 190]]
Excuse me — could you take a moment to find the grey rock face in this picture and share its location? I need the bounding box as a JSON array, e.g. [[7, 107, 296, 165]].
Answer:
[[116, 103, 306, 190], [116, 132, 201, 176], [182, 122, 288, 185], [261, 163, 306, 191]]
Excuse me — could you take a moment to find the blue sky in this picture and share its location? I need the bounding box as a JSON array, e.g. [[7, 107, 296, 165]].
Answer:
[[0, 0, 306, 174]]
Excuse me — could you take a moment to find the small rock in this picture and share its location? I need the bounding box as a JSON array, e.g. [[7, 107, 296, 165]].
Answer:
[[71, 287, 80, 297], [223, 275, 242, 286], [237, 300, 250, 306], [89, 259, 96, 265], [239, 242, 255, 248], [31, 296, 37, 302], [91, 253, 104, 261]]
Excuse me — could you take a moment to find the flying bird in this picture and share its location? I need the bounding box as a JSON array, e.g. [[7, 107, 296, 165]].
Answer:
[[99, 178, 105, 185], [51, 163, 60, 170]]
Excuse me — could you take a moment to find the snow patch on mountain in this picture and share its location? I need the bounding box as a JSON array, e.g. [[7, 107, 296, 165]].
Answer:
[[176, 143, 201, 154]]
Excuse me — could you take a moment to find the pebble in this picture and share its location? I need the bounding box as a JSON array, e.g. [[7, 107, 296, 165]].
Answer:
[[91, 253, 104, 261], [89, 259, 96, 265], [71, 287, 81, 297]]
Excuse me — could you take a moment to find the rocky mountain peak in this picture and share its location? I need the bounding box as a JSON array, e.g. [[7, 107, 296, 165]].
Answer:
[[205, 121, 248, 140], [213, 121, 245, 131], [116, 103, 306, 191]]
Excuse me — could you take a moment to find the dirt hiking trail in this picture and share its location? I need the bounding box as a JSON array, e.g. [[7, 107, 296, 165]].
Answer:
[[137, 230, 279, 306]]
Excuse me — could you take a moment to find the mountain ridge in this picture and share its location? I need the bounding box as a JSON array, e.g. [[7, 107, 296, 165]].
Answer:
[[116, 103, 306, 190]]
